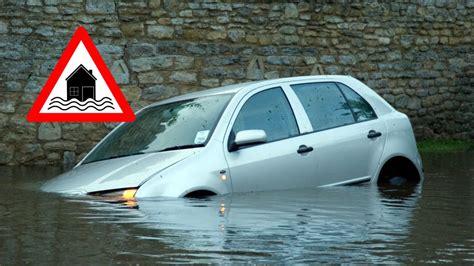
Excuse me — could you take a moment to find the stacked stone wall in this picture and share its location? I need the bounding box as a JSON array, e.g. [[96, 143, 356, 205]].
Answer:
[[0, 0, 473, 165]]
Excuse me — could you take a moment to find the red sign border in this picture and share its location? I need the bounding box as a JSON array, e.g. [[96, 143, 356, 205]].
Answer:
[[27, 26, 136, 122]]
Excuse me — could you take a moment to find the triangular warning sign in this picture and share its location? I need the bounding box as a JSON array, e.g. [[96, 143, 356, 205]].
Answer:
[[27, 26, 135, 122]]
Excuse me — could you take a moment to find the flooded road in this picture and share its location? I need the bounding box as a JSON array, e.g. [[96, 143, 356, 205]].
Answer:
[[1, 153, 473, 264]]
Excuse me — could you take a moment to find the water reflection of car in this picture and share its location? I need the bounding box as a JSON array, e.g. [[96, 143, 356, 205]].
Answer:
[[75, 186, 422, 263], [42, 75, 424, 199]]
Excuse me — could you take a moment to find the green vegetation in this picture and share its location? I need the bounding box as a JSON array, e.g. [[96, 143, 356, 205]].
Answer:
[[417, 140, 474, 153]]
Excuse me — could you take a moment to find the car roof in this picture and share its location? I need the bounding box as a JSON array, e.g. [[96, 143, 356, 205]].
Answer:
[[156, 75, 352, 105]]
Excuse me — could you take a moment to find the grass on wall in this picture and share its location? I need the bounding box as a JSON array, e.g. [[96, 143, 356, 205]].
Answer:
[[417, 140, 474, 153]]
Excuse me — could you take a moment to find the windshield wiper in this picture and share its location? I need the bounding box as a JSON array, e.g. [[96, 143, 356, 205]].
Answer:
[[83, 144, 204, 165], [158, 144, 205, 152], [83, 152, 146, 164]]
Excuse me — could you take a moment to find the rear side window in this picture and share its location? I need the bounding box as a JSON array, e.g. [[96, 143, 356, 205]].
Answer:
[[337, 83, 377, 122], [291, 82, 355, 131], [232, 87, 299, 142]]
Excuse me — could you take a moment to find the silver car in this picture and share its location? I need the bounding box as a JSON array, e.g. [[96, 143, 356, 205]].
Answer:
[[42, 75, 424, 199]]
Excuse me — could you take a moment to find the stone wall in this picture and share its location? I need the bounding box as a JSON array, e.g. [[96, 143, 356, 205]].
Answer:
[[0, 0, 473, 165]]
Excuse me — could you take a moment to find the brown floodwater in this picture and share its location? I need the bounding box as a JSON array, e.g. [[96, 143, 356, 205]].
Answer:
[[0, 152, 473, 264]]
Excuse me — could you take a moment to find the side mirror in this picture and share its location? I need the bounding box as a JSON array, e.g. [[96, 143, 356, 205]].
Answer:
[[230, 129, 267, 151]]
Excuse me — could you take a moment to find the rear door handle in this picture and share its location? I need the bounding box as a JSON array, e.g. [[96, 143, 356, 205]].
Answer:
[[367, 130, 382, 139], [297, 145, 314, 154]]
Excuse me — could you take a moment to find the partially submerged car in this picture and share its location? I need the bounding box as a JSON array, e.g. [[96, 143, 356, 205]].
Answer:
[[42, 75, 423, 199]]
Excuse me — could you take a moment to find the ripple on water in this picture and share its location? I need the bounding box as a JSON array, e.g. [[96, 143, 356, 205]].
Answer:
[[0, 153, 473, 263]]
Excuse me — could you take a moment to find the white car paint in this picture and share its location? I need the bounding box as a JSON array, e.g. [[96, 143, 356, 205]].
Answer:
[[41, 75, 423, 198], [42, 149, 197, 194]]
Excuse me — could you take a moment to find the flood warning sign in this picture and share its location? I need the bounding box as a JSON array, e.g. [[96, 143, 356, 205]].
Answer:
[[27, 26, 135, 122]]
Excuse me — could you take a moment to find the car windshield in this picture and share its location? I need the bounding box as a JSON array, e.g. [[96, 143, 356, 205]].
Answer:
[[82, 94, 233, 164]]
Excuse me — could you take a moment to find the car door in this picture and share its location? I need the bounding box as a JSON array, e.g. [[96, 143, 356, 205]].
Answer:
[[289, 82, 387, 186], [224, 86, 318, 193]]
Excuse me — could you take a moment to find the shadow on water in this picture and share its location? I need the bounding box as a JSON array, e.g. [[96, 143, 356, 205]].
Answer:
[[0, 152, 472, 264]]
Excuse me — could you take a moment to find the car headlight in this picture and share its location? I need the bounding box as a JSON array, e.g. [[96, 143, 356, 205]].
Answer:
[[89, 188, 138, 200]]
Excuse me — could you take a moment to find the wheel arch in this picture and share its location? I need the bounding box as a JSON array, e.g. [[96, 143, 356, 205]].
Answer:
[[374, 154, 422, 185], [180, 186, 220, 198]]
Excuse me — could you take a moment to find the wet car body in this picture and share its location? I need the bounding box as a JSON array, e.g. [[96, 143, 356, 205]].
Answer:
[[42, 75, 424, 198]]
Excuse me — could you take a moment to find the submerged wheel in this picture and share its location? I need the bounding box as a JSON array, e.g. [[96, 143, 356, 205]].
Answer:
[[183, 190, 217, 199], [378, 156, 421, 187]]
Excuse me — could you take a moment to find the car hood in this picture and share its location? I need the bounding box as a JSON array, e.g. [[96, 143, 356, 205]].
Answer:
[[41, 149, 197, 194]]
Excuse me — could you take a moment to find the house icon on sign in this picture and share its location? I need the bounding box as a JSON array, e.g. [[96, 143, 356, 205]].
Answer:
[[65, 64, 97, 102]]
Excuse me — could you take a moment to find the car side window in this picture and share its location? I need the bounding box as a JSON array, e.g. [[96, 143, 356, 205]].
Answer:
[[232, 87, 299, 143], [291, 82, 355, 131], [337, 83, 377, 122]]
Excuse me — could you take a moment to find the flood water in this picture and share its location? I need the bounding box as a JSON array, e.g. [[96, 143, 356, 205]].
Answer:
[[1, 152, 473, 264]]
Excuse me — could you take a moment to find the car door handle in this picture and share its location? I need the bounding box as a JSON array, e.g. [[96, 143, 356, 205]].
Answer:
[[367, 130, 382, 139], [297, 145, 314, 154]]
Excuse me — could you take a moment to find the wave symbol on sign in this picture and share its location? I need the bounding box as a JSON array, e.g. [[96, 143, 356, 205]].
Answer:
[[48, 97, 114, 111]]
